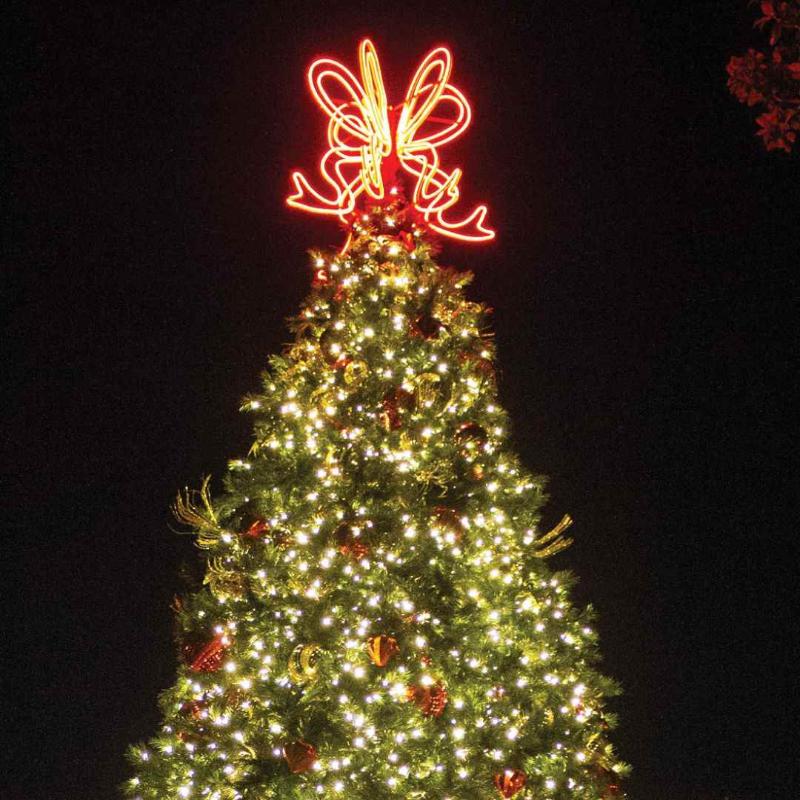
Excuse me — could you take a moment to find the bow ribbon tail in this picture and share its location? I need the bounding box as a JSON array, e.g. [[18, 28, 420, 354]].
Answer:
[[428, 203, 494, 242], [403, 150, 493, 242], [288, 149, 363, 216]]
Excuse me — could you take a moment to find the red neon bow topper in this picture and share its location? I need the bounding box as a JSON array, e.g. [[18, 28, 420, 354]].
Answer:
[[287, 39, 495, 243]]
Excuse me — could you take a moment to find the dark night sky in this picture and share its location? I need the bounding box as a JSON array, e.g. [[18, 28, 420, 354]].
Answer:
[[3, 2, 798, 799]]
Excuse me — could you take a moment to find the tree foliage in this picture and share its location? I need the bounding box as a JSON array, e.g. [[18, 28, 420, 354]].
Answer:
[[125, 207, 627, 800], [727, 1, 800, 152]]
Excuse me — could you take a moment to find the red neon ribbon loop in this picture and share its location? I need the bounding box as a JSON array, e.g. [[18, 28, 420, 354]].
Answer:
[[287, 39, 495, 243]]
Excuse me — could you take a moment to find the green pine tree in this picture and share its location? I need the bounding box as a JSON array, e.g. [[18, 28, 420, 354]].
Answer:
[[125, 202, 628, 800]]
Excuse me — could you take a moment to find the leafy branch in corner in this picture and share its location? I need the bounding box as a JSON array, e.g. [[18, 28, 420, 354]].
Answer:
[[727, 1, 800, 152]]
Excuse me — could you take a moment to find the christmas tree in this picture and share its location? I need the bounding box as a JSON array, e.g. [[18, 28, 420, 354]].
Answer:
[[126, 39, 627, 800]]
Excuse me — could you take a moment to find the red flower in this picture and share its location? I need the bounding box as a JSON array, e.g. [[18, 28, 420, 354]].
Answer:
[[727, 50, 768, 106], [727, 0, 799, 152], [756, 106, 800, 151], [757, 1, 800, 45]]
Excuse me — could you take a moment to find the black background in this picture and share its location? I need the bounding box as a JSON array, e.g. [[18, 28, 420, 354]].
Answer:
[[3, 2, 798, 799]]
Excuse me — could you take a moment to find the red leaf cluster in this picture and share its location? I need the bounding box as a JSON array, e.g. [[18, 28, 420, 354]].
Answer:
[[756, 105, 800, 150], [756, 1, 800, 45], [727, 1, 800, 152]]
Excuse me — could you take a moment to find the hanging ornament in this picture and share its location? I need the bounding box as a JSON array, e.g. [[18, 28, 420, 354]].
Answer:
[[455, 422, 488, 454], [271, 527, 294, 549], [180, 699, 207, 720], [430, 506, 464, 544], [470, 461, 486, 481], [205, 558, 247, 599], [224, 686, 247, 709], [590, 763, 623, 797], [177, 728, 208, 745], [238, 517, 293, 549], [493, 769, 527, 798], [366, 635, 399, 667], [400, 230, 416, 252], [283, 740, 317, 774], [344, 359, 369, 385], [333, 354, 352, 370], [475, 356, 497, 384], [241, 517, 270, 539], [380, 387, 415, 430], [533, 513, 574, 559], [334, 522, 370, 560], [311, 262, 330, 287], [411, 309, 441, 339], [183, 635, 229, 673], [288, 644, 322, 684], [406, 682, 448, 717], [414, 372, 440, 409], [172, 476, 223, 549]]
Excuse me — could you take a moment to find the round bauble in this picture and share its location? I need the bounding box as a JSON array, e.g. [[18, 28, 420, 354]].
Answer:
[[288, 643, 322, 684], [334, 522, 370, 560], [366, 635, 399, 667], [183, 635, 229, 673], [406, 682, 448, 717], [283, 740, 317, 773], [494, 769, 526, 798]]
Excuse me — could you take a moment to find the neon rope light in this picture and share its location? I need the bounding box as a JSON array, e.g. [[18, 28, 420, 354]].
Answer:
[[287, 39, 495, 243]]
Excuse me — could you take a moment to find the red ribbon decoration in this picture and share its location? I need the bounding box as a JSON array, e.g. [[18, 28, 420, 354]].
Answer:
[[287, 39, 495, 243]]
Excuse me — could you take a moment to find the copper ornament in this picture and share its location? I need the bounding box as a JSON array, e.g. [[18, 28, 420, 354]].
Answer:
[[366, 635, 399, 667], [494, 769, 527, 798], [283, 740, 317, 774], [406, 682, 448, 717], [334, 522, 369, 560]]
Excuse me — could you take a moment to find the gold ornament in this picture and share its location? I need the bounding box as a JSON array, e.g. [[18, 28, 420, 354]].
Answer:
[[204, 558, 247, 599], [344, 359, 369, 385], [172, 475, 223, 549], [366, 635, 399, 667], [414, 462, 451, 488], [288, 644, 322, 684], [414, 372, 440, 409], [533, 514, 574, 558], [310, 385, 336, 407]]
